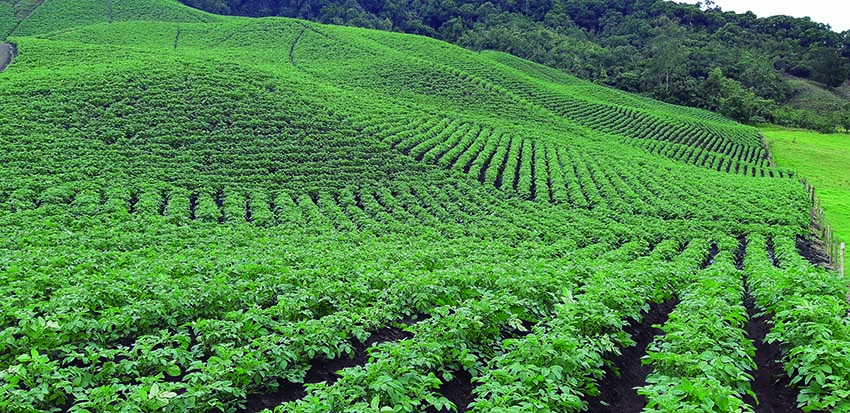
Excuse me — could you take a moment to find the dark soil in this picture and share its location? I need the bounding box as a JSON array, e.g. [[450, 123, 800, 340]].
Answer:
[[742, 300, 805, 413], [238, 326, 413, 413], [189, 193, 198, 220], [477, 139, 499, 183], [289, 26, 308, 65], [306, 326, 413, 385], [425, 369, 476, 413], [735, 235, 748, 270], [766, 238, 778, 268], [500, 319, 536, 340], [795, 234, 831, 269], [241, 380, 307, 412], [703, 242, 720, 268], [493, 135, 514, 189], [585, 300, 678, 413]]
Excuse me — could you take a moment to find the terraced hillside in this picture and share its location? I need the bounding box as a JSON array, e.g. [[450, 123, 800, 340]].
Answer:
[[0, 1, 848, 413]]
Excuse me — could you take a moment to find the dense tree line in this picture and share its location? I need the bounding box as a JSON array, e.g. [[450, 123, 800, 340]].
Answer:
[[179, 0, 850, 131]]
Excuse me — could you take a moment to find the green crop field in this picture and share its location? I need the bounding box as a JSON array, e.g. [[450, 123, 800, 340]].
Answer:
[[0, 1, 15, 39], [764, 126, 850, 246], [0, 1, 848, 412]]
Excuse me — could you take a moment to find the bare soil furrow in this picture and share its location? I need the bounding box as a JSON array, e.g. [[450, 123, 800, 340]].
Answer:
[[585, 300, 678, 413]]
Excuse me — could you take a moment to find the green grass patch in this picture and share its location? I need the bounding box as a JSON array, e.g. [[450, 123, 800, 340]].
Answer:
[[763, 125, 850, 244]]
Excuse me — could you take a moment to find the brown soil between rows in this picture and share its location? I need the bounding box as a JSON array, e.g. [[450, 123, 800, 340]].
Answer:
[[239, 326, 413, 413], [742, 309, 805, 413], [585, 300, 678, 413], [426, 368, 476, 413], [796, 233, 831, 269]]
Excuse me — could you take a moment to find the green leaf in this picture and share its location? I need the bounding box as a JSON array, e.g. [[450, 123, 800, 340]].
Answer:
[[165, 365, 181, 377], [149, 383, 160, 400]]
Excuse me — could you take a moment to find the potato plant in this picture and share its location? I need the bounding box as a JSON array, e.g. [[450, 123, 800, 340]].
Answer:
[[0, 2, 844, 412]]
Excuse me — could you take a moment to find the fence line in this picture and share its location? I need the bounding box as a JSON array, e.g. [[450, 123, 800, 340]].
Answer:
[[801, 179, 842, 270]]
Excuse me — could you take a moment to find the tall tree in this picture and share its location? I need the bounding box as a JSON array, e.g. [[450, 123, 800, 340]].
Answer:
[[648, 16, 687, 95], [810, 45, 850, 87], [837, 103, 850, 133]]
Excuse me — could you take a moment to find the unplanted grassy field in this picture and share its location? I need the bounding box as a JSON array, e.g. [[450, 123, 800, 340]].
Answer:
[[763, 125, 850, 244]]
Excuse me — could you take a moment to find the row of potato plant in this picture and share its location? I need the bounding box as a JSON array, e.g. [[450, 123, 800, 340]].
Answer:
[[745, 234, 850, 412], [640, 241, 756, 412]]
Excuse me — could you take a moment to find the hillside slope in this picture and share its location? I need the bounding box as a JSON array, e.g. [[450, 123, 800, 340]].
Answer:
[[5, 0, 221, 36], [1, 1, 848, 413], [781, 76, 850, 131], [0, 17, 801, 224], [764, 126, 850, 247], [175, 0, 850, 130]]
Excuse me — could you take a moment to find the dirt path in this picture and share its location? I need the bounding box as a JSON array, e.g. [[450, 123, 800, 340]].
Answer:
[[0, 42, 16, 74], [8, 0, 46, 36], [289, 27, 307, 66]]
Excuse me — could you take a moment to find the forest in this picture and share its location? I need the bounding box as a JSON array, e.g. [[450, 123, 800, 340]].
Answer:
[[178, 0, 850, 132]]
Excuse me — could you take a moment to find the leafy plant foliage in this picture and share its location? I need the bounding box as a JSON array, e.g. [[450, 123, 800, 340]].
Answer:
[[0, 1, 847, 412]]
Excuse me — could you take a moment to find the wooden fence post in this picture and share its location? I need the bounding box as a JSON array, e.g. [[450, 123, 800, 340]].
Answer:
[[810, 184, 815, 206], [828, 225, 834, 266], [824, 224, 832, 266]]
